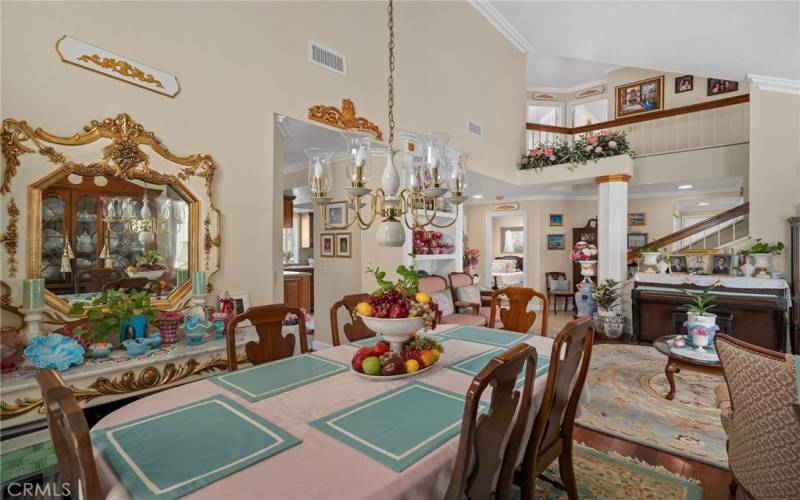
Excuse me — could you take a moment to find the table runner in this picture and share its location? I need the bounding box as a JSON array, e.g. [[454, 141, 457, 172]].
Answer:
[[309, 381, 486, 472], [448, 347, 550, 386], [92, 395, 300, 499], [437, 325, 528, 347], [210, 354, 347, 402]]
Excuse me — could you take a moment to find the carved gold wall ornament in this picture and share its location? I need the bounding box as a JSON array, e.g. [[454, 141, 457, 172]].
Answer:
[[0, 352, 248, 420], [56, 36, 179, 97], [0, 198, 20, 277], [78, 54, 165, 89], [308, 99, 384, 141]]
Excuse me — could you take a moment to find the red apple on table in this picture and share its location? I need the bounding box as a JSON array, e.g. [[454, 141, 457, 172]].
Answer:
[[351, 351, 369, 372]]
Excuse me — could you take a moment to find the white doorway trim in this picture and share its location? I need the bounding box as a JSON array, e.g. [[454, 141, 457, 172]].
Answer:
[[484, 210, 528, 289]]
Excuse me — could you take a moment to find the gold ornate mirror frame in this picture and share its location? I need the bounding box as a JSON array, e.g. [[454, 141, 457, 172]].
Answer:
[[1, 113, 221, 315]]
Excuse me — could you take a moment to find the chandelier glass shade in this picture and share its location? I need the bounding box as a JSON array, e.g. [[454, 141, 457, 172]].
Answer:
[[309, 0, 468, 247]]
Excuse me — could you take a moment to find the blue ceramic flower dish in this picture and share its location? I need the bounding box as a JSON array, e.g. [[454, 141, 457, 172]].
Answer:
[[122, 338, 149, 357], [24, 334, 84, 371]]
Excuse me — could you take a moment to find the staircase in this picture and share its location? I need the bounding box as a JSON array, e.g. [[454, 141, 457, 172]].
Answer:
[[628, 202, 750, 262]]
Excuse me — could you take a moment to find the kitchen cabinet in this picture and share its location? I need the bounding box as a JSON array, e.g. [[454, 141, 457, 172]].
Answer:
[[283, 196, 294, 229], [284, 271, 312, 311]]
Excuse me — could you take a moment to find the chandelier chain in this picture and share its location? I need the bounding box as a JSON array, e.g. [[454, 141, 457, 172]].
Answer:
[[387, 0, 396, 147]]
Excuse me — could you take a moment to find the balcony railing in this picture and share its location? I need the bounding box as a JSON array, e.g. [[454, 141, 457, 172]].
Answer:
[[527, 94, 750, 157]]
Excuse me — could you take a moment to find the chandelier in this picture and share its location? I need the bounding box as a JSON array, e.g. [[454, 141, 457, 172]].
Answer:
[[309, 0, 469, 247]]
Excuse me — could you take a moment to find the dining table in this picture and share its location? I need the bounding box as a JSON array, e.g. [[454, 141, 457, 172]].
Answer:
[[91, 323, 576, 499]]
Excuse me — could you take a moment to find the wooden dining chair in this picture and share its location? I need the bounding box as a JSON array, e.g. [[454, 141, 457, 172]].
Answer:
[[35, 369, 102, 500], [330, 293, 375, 346], [446, 343, 539, 500], [489, 287, 549, 336], [226, 304, 308, 371], [516, 318, 593, 500]]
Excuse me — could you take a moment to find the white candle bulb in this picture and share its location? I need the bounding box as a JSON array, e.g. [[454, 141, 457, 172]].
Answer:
[[356, 145, 368, 167], [313, 158, 324, 179]]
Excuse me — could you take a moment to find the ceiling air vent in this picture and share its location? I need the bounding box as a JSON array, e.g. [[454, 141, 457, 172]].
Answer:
[[467, 119, 483, 137], [309, 41, 346, 77]]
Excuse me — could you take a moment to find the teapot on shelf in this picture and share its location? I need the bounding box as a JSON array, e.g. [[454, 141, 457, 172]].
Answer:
[[76, 230, 95, 253]]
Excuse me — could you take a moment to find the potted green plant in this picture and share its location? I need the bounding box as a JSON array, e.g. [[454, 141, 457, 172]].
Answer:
[[126, 250, 166, 280], [69, 289, 159, 346], [592, 278, 620, 317], [639, 242, 663, 273], [683, 283, 717, 329], [742, 239, 784, 278]]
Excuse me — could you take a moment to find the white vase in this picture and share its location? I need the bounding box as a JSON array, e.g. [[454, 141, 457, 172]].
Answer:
[[740, 262, 755, 277], [657, 260, 669, 274], [750, 253, 772, 278], [641, 252, 660, 273], [687, 312, 717, 328]]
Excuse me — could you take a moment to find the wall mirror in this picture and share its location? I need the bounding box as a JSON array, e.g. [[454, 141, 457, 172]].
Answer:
[[1, 113, 221, 316]]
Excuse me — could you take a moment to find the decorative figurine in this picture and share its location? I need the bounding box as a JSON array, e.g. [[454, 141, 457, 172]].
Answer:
[[212, 312, 228, 340]]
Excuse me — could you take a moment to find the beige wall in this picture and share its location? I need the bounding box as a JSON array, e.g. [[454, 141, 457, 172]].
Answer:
[[607, 67, 746, 118], [747, 86, 800, 275], [1, 1, 525, 317]]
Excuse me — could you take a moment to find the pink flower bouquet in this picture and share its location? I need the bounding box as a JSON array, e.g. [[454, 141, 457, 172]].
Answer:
[[570, 241, 598, 262]]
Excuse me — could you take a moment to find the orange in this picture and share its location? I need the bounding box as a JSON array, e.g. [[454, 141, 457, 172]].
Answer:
[[418, 350, 435, 367]]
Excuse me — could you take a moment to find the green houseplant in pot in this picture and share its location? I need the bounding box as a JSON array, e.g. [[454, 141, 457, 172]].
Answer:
[[69, 289, 159, 347], [592, 279, 624, 338], [683, 283, 717, 329], [742, 239, 784, 278]]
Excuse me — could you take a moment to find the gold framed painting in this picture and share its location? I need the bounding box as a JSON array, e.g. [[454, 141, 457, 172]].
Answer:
[[615, 76, 664, 118], [335, 233, 352, 258], [320, 233, 335, 257], [628, 212, 647, 226]]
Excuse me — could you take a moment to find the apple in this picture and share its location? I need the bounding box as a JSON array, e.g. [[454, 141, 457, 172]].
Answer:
[[381, 357, 407, 376], [372, 342, 389, 356], [351, 352, 369, 372]]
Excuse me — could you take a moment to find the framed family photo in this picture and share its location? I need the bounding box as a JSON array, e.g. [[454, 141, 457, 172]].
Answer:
[[335, 233, 352, 257], [320, 233, 335, 257], [547, 234, 565, 250], [668, 255, 689, 274], [549, 213, 563, 226], [675, 75, 693, 93], [615, 76, 664, 118], [226, 291, 251, 327], [711, 254, 732, 275], [707, 78, 738, 96], [628, 212, 647, 226], [627, 232, 648, 249]]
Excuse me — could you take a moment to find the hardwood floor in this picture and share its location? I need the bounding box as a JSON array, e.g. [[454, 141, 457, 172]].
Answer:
[[573, 425, 733, 499]]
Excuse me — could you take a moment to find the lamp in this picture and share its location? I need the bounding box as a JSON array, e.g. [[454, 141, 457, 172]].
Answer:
[[311, 0, 468, 247]]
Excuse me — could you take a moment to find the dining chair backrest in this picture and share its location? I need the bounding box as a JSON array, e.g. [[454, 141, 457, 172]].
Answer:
[[446, 343, 538, 500], [226, 304, 308, 371], [518, 318, 593, 500], [35, 369, 102, 500], [330, 293, 374, 346], [489, 287, 549, 335]]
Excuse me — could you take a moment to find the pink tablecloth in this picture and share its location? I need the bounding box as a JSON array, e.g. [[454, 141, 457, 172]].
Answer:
[[93, 326, 560, 499]]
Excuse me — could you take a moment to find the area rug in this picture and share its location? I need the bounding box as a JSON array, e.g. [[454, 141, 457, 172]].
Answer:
[[576, 344, 728, 469], [526, 443, 702, 500]]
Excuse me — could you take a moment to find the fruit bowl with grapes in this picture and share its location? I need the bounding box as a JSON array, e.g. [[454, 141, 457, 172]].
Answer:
[[351, 263, 443, 379], [351, 335, 446, 380]]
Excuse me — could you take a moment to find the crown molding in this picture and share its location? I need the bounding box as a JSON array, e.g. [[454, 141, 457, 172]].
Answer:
[[527, 78, 609, 96], [464, 186, 742, 206], [747, 74, 800, 95], [469, 0, 531, 53]]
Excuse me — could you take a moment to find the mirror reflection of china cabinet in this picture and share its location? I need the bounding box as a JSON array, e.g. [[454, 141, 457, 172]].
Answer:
[[41, 176, 157, 295]]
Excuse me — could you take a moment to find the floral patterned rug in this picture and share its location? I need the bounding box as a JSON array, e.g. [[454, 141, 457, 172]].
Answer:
[[576, 344, 728, 468], [531, 443, 702, 500]]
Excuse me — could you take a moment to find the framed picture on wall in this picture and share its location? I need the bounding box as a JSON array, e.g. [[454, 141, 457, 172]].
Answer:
[[707, 78, 738, 96], [675, 75, 693, 93], [335, 233, 352, 258], [324, 201, 347, 229], [320, 233, 335, 257], [549, 213, 563, 226], [547, 234, 565, 250], [615, 76, 664, 118], [501, 227, 524, 253], [668, 255, 689, 274], [627, 232, 648, 249], [628, 212, 647, 226]]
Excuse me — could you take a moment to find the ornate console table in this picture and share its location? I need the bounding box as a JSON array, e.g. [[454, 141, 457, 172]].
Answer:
[[1, 330, 256, 428], [632, 273, 792, 353]]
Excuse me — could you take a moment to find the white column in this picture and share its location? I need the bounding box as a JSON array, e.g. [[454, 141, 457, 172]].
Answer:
[[595, 174, 630, 286]]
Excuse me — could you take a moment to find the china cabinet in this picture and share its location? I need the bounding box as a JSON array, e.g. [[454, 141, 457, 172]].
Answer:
[[41, 176, 157, 294]]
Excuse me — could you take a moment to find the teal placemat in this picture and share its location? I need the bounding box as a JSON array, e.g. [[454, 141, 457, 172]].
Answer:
[[448, 347, 550, 387], [438, 326, 528, 347], [211, 354, 347, 402], [92, 395, 300, 499], [310, 381, 486, 472]]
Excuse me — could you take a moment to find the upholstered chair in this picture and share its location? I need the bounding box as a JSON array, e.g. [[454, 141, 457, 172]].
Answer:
[[714, 334, 800, 499], [448, 272, 501, 328], [489, 287, 549, 335], [545, 272, 573, 315], [418, 275, 486, 327], [330, 293, 375, 346]]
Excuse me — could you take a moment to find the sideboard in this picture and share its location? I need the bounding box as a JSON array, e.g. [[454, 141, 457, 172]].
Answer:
[[631, 274, 792, 353]]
